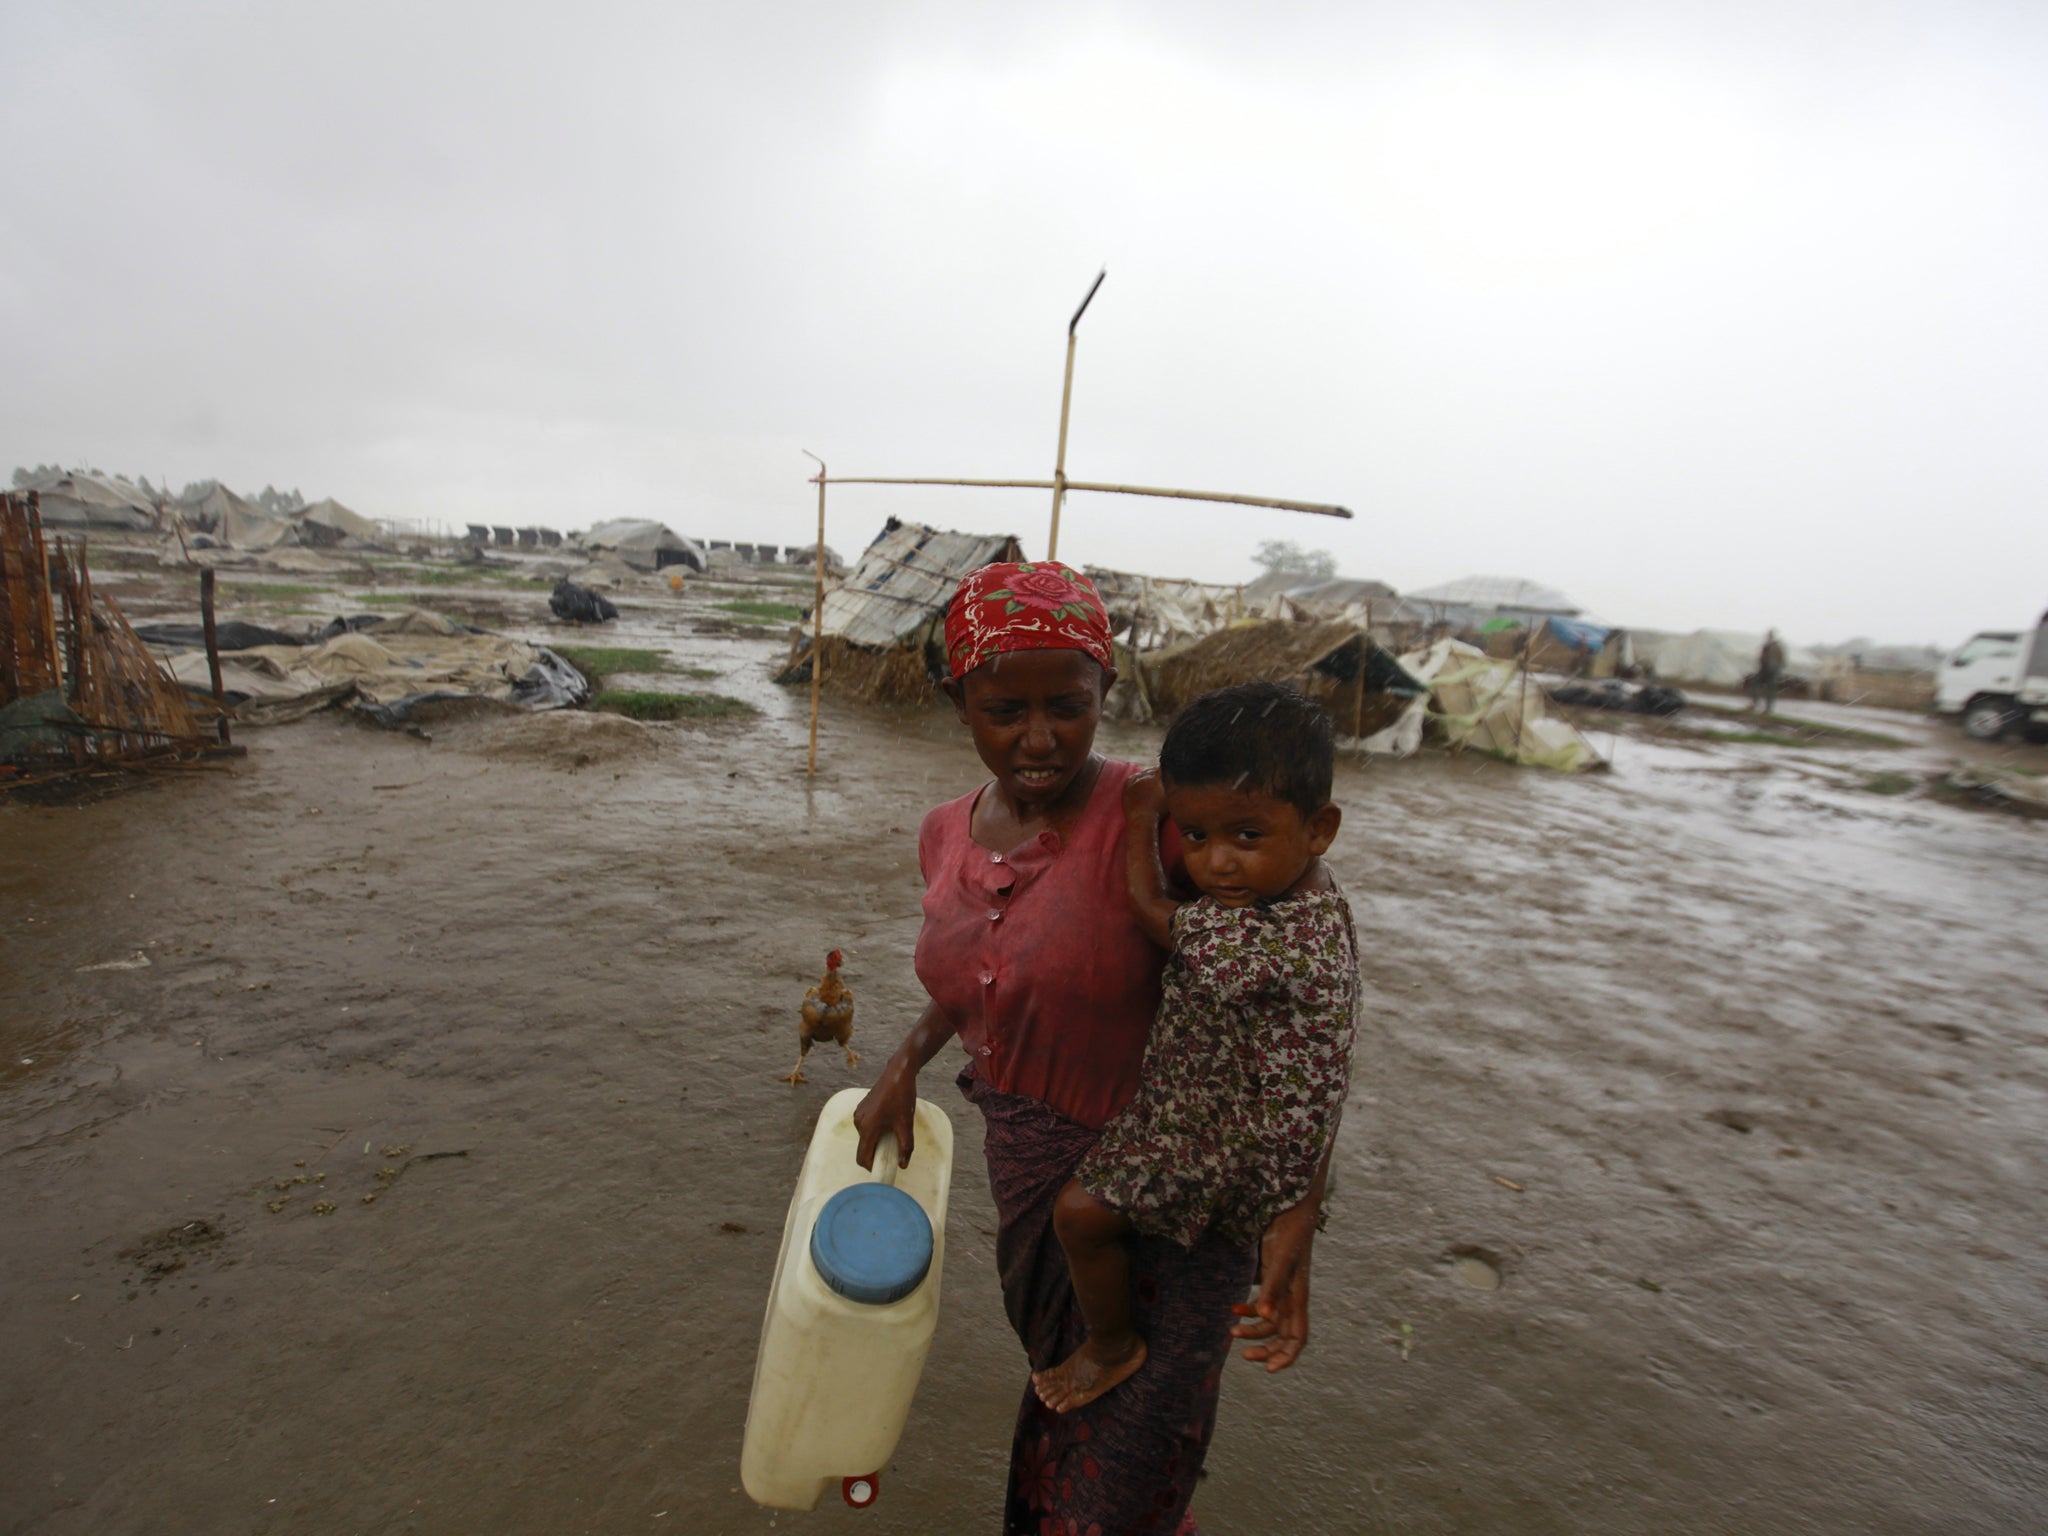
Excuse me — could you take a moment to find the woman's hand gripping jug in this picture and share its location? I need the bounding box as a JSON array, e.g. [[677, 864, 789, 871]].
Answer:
[[741, 1086, 954, 1510]]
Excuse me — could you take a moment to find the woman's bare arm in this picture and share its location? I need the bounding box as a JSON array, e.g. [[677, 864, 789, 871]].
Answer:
[[852, 998, 959, 1170], [1122, 768, 1178, 948]]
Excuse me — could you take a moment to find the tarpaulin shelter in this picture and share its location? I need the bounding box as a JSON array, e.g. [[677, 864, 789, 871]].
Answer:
[[580, 519, 707, 573], [1524, 616, 1625, 677], [18, 470, 157, 532], [1399, 638, 1606, 771], [776, 516, 1022, 704], [1629, 629, 1823, 690]]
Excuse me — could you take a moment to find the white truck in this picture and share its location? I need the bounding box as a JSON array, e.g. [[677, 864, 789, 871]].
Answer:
[[1937, 613, 2048, 739]]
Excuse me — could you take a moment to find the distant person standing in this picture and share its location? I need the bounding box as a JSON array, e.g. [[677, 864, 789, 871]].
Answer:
[[1751, 630, 1786, 713]]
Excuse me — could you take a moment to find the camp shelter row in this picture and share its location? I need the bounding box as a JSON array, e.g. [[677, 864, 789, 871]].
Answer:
[[780, 517, 1618, 711], [21, 470, 381, 551], [773, 517, 1612, 770]]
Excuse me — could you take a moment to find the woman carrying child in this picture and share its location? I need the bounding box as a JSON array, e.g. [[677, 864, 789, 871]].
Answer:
[[1032, 681, 1357, 1412], [852, 560, 1354, 1534]]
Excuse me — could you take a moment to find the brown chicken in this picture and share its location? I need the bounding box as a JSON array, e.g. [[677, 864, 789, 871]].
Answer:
[[782, 949, 858, 1084]]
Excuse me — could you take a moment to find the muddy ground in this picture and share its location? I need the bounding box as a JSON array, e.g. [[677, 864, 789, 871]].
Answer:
[[3, 561, 2046, 1535]]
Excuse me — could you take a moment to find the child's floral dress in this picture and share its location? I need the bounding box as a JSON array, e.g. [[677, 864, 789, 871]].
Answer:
[[1077, 886, 1360, 1247]]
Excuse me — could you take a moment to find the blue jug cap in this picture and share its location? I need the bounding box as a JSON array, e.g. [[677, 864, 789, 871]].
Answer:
[[809, 1184, 933, 1305]]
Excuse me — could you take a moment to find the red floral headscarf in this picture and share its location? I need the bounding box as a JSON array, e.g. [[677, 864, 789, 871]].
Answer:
[[943, 560, 1114, 679]]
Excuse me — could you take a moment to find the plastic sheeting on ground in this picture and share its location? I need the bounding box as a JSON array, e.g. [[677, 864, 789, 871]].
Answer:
[[133, 620, 305, 651], [549, 578, 619, 623], [1400, 639, 1606, 771], [156, 610, 588, 726]]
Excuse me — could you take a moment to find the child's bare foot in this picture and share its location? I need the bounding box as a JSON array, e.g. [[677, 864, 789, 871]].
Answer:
[[1031, 1334, 1146, 1413]]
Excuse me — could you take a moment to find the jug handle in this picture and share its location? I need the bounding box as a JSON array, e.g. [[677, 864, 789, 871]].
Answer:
[[866, 1131, 902, 1187]]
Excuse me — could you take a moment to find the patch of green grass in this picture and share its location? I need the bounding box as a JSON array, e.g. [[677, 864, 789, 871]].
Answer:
[[376, 564, 541, 588], [225, 582, 331, 602], [1859, 770, 1920, 796], [351, 592, 424, 607], [1691, 704, 1905, 748], [553, 646, 676, 679], [715, 599, 804, 623], [590, 689, 756, 722]]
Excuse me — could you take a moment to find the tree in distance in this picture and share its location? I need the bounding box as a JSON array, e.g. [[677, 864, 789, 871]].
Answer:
[[1252, 539, 1337, 580]]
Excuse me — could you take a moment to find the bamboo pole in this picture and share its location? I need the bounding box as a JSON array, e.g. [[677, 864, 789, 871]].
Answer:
[[1047, 269, 1106, 561], [29, 494, 60, 694], [201, 567, 231, 746], [1355, 636, 1368, 760], [802, 451, 827, 777], [822, 476, 1351, 520]]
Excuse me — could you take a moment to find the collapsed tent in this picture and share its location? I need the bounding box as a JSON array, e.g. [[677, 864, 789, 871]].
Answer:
[[177, 483, 297, 549], [1246, 575, 1439, 629], [1084, 569, 1248, 650], [786, 543, 845, 572], [776, 517, 1023, 704], [1119, 619, 1428, 736], [580, 519, 707, 573], [295, 498, 382, 546], [18, 471, 157, 532], [152, 609, 587, 726], [1396, 639, 1606, 771]]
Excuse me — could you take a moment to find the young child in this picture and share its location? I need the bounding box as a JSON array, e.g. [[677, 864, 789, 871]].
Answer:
[[1030, 679, 1360, 1413]]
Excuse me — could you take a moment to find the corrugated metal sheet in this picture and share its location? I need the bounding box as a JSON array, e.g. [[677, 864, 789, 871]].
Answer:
[[819, 518, 1022, 647]]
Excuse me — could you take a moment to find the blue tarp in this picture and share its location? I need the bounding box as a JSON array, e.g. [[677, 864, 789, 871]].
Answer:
[[1541, 617, 1613, 652]]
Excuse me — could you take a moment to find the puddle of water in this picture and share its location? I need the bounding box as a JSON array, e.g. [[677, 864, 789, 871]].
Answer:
[[1452, 1255, 1502, 1291]]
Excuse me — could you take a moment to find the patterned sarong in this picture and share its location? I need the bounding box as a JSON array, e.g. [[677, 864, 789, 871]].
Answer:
[[962, 1067, 1258, 1536]]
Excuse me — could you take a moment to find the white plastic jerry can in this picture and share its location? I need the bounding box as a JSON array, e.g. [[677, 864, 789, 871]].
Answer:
[[741, 1086, 954, 1511]]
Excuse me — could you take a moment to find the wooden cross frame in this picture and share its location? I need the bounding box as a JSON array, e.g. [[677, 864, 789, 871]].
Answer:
[[801, 272, 1353, 775]]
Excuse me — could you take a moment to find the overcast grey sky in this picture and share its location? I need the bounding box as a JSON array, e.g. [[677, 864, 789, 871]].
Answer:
[[5, 0, 2045, 644]]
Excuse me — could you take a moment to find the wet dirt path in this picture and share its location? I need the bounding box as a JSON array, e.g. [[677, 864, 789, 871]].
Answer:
[[3, 620, 2046, 1534]]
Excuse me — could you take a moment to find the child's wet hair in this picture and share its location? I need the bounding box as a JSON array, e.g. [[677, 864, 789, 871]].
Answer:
[[1159, 681, 1334, 817]]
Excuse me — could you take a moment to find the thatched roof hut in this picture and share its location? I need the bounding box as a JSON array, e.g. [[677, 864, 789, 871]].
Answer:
[[1124, 618, 1427, 735]]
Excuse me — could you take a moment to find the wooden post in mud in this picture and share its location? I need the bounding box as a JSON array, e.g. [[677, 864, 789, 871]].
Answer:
[[1355, 635, 1368, 759], [803, 452, 826, 777], [200, 567, 231, 746], [1046, 269, 1107, 562]]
